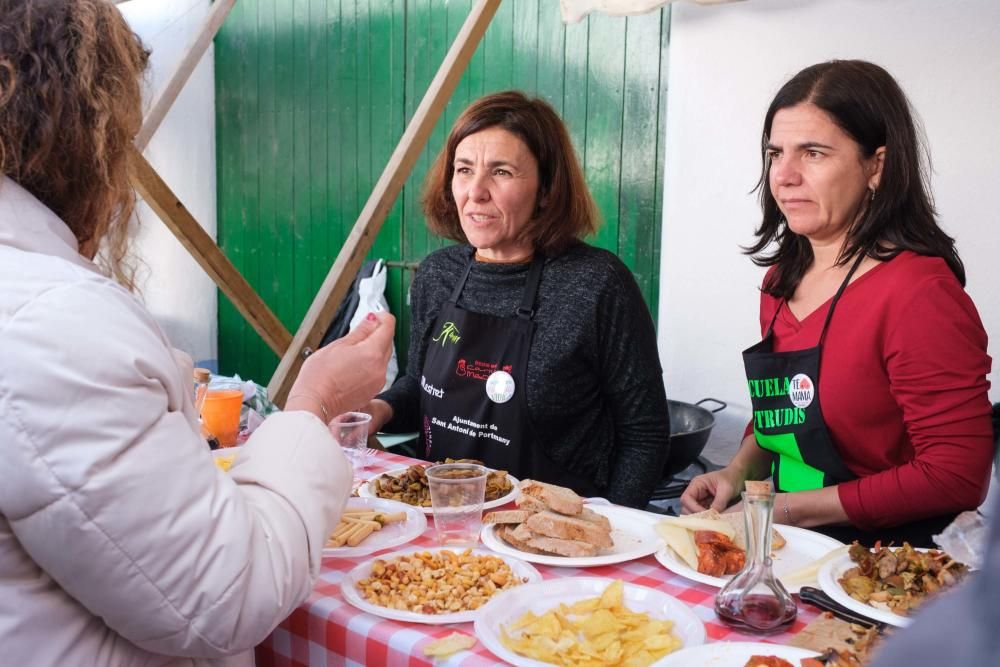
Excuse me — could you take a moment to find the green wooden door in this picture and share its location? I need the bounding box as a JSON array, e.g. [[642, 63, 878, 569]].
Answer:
[[215, 1, 669, 383]]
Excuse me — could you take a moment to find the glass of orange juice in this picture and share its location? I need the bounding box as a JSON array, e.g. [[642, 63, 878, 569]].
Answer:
[[202, 380, 245, 447]]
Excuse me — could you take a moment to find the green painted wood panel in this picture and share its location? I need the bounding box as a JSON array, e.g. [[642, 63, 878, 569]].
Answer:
[[215, 1, 669, 382]]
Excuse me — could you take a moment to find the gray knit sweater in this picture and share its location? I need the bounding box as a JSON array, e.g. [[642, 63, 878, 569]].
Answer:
[[378, 242, 670, 508]]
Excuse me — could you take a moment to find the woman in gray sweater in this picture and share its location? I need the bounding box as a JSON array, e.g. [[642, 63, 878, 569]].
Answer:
[[365, 91, 670, 508]]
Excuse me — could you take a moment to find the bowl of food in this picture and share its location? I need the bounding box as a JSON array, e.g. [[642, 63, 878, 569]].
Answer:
[[360, 458, 518, 514]]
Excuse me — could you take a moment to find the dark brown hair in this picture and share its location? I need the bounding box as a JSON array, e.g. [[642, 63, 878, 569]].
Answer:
[[422, 90, 599, 256], [0, 0, 149, 289], [746, 60, 964, 298]]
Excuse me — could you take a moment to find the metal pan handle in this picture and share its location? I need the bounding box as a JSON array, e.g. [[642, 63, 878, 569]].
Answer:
[[695, 398, 727, 413]]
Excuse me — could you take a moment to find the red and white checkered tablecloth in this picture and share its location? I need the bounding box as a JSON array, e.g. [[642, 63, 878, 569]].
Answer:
[[255, 451, 818, 666]]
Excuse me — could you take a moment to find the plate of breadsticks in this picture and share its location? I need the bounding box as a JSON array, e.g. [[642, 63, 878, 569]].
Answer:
[[323, 497, 427, 558]]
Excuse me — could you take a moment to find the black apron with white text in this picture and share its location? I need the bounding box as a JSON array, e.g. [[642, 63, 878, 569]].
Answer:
[[418, 255, 543, 479]]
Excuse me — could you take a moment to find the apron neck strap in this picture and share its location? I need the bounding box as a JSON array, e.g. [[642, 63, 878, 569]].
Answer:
[[764, 252, 867, 342], [817, 252, 866, 346], [517, 254, 546, 320], [449, 251, 546, 321], [449, 250, 477, 302]]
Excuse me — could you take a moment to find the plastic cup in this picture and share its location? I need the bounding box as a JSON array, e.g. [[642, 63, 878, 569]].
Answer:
[[425, 463, 488, 546], [329, 411, 372, 476], [202, 383, 244, 447]]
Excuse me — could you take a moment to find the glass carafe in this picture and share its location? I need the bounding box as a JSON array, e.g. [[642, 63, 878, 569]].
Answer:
[[714, 490, 797, 633]]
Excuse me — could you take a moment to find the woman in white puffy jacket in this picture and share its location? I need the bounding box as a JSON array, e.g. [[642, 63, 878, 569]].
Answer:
[[0, 2, 395, 664]]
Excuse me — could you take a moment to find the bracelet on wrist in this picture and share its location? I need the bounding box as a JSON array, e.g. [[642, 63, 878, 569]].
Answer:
[[782, 493, 793, 525], [287, 392, 330, 423]]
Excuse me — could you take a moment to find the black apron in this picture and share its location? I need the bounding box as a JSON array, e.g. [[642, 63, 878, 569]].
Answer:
[[418, 255, 543, 480], [742, 256, 953, 547]]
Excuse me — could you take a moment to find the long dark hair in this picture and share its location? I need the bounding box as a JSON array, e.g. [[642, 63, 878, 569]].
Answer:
[[746, 60, 965, 298]]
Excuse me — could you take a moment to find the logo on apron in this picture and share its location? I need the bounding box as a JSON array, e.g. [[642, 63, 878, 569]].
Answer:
[[432, 321, 461, 347], [789, 373, 815, 408], [485, 370, 516, 404]]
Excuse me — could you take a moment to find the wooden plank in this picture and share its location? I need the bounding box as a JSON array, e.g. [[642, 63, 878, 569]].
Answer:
[[308, 0, 330, 310], [619, 12, 661, 303], [368, 0, 405, 368], [135, 0, 238, 151], [536, 0, 565, 114], [649, 5, 670, 325], [562, 16, 589, 174], [585, 15, 626, 254], [268, 0, 503, 405], [482, 0, 513, 93], [129, 152, 292, 356], [237, 0, 261, 378], [512, 0, 539, 92], [292, 0, 312, 326], [215, 1, 244, 374]]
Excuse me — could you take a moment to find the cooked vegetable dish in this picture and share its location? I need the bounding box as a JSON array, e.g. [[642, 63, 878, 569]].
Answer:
[[370, 458, 512, 507], [837, 541, 969, 615]]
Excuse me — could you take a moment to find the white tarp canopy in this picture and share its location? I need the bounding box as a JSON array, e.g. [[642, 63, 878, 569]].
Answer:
[[561, 0, 744, 23]]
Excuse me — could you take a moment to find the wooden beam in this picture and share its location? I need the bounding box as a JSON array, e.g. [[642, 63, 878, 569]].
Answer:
[[267, 0, 503, 406], [129, 152, 292, 356], [134, 0, 237, 151]]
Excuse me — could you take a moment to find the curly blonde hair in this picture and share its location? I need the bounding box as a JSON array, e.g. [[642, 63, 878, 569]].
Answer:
[[0, 0, 148, 289]]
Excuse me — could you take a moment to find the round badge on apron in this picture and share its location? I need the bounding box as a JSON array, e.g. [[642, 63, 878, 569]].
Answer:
[[485, 370, 515, 403], [788, 373, 815, 408]]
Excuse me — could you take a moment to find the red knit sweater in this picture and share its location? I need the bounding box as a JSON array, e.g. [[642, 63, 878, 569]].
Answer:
[[749, 251, 993, 530]]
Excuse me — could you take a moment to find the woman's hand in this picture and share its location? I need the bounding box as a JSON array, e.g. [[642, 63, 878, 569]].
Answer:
[[680, 466, 745, 514], [363, 398, 394, 434], [286, 312, 396, 421]]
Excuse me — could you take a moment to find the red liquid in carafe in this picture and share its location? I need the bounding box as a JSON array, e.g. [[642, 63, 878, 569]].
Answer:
[[715, 594, 797, 633]]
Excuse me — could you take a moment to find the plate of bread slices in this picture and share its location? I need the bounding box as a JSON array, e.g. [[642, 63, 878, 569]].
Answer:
[[480, 480, 662, 567]]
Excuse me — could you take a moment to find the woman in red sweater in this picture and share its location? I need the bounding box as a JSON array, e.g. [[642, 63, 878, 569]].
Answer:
[[680, 60, 993, 546]]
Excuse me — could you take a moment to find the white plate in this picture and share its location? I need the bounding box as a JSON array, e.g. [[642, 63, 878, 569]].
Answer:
[[340, 546, 542, 624], [359, 465, 519, 515], [474, 577, 705, 666], [816, 547, 947, 628], [480, 504, 663, 567], [654, 524, 843, 593], [656, 642, 820, 666], [322, 497, 426, 558]]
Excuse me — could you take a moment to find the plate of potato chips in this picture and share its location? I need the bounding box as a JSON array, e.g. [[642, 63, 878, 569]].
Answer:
[[474, 578, 705, 666]]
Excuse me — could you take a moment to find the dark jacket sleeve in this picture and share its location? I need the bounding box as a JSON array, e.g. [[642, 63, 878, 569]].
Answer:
[[596, 260, 670, 507]]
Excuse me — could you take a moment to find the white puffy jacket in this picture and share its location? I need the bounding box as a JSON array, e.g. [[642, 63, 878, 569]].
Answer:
[[0, 177, 352, 665]]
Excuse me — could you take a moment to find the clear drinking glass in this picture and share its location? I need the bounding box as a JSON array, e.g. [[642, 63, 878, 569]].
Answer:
[[714, 489, 798, 633], [329, 411, 372, 477], [425, 463, 488, 546]]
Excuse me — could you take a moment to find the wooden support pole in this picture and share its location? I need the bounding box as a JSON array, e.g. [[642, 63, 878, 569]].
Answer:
[[134, 0, 237, 152], [129, 152, 292, 356], [267, 0, 503, 406]]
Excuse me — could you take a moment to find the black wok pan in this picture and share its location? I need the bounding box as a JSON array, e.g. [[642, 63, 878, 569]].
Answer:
[[664, 398, 726, 477]]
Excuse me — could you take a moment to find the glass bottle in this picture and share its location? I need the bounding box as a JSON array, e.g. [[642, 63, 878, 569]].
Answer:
[[192, 368, 220, 449], [193, 368, 211, 414], [714, 488, 797, 633]]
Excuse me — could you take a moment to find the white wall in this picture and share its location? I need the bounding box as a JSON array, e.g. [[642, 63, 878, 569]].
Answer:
[[659, 0, 1000, 452], [119, 0, 218, 366]]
